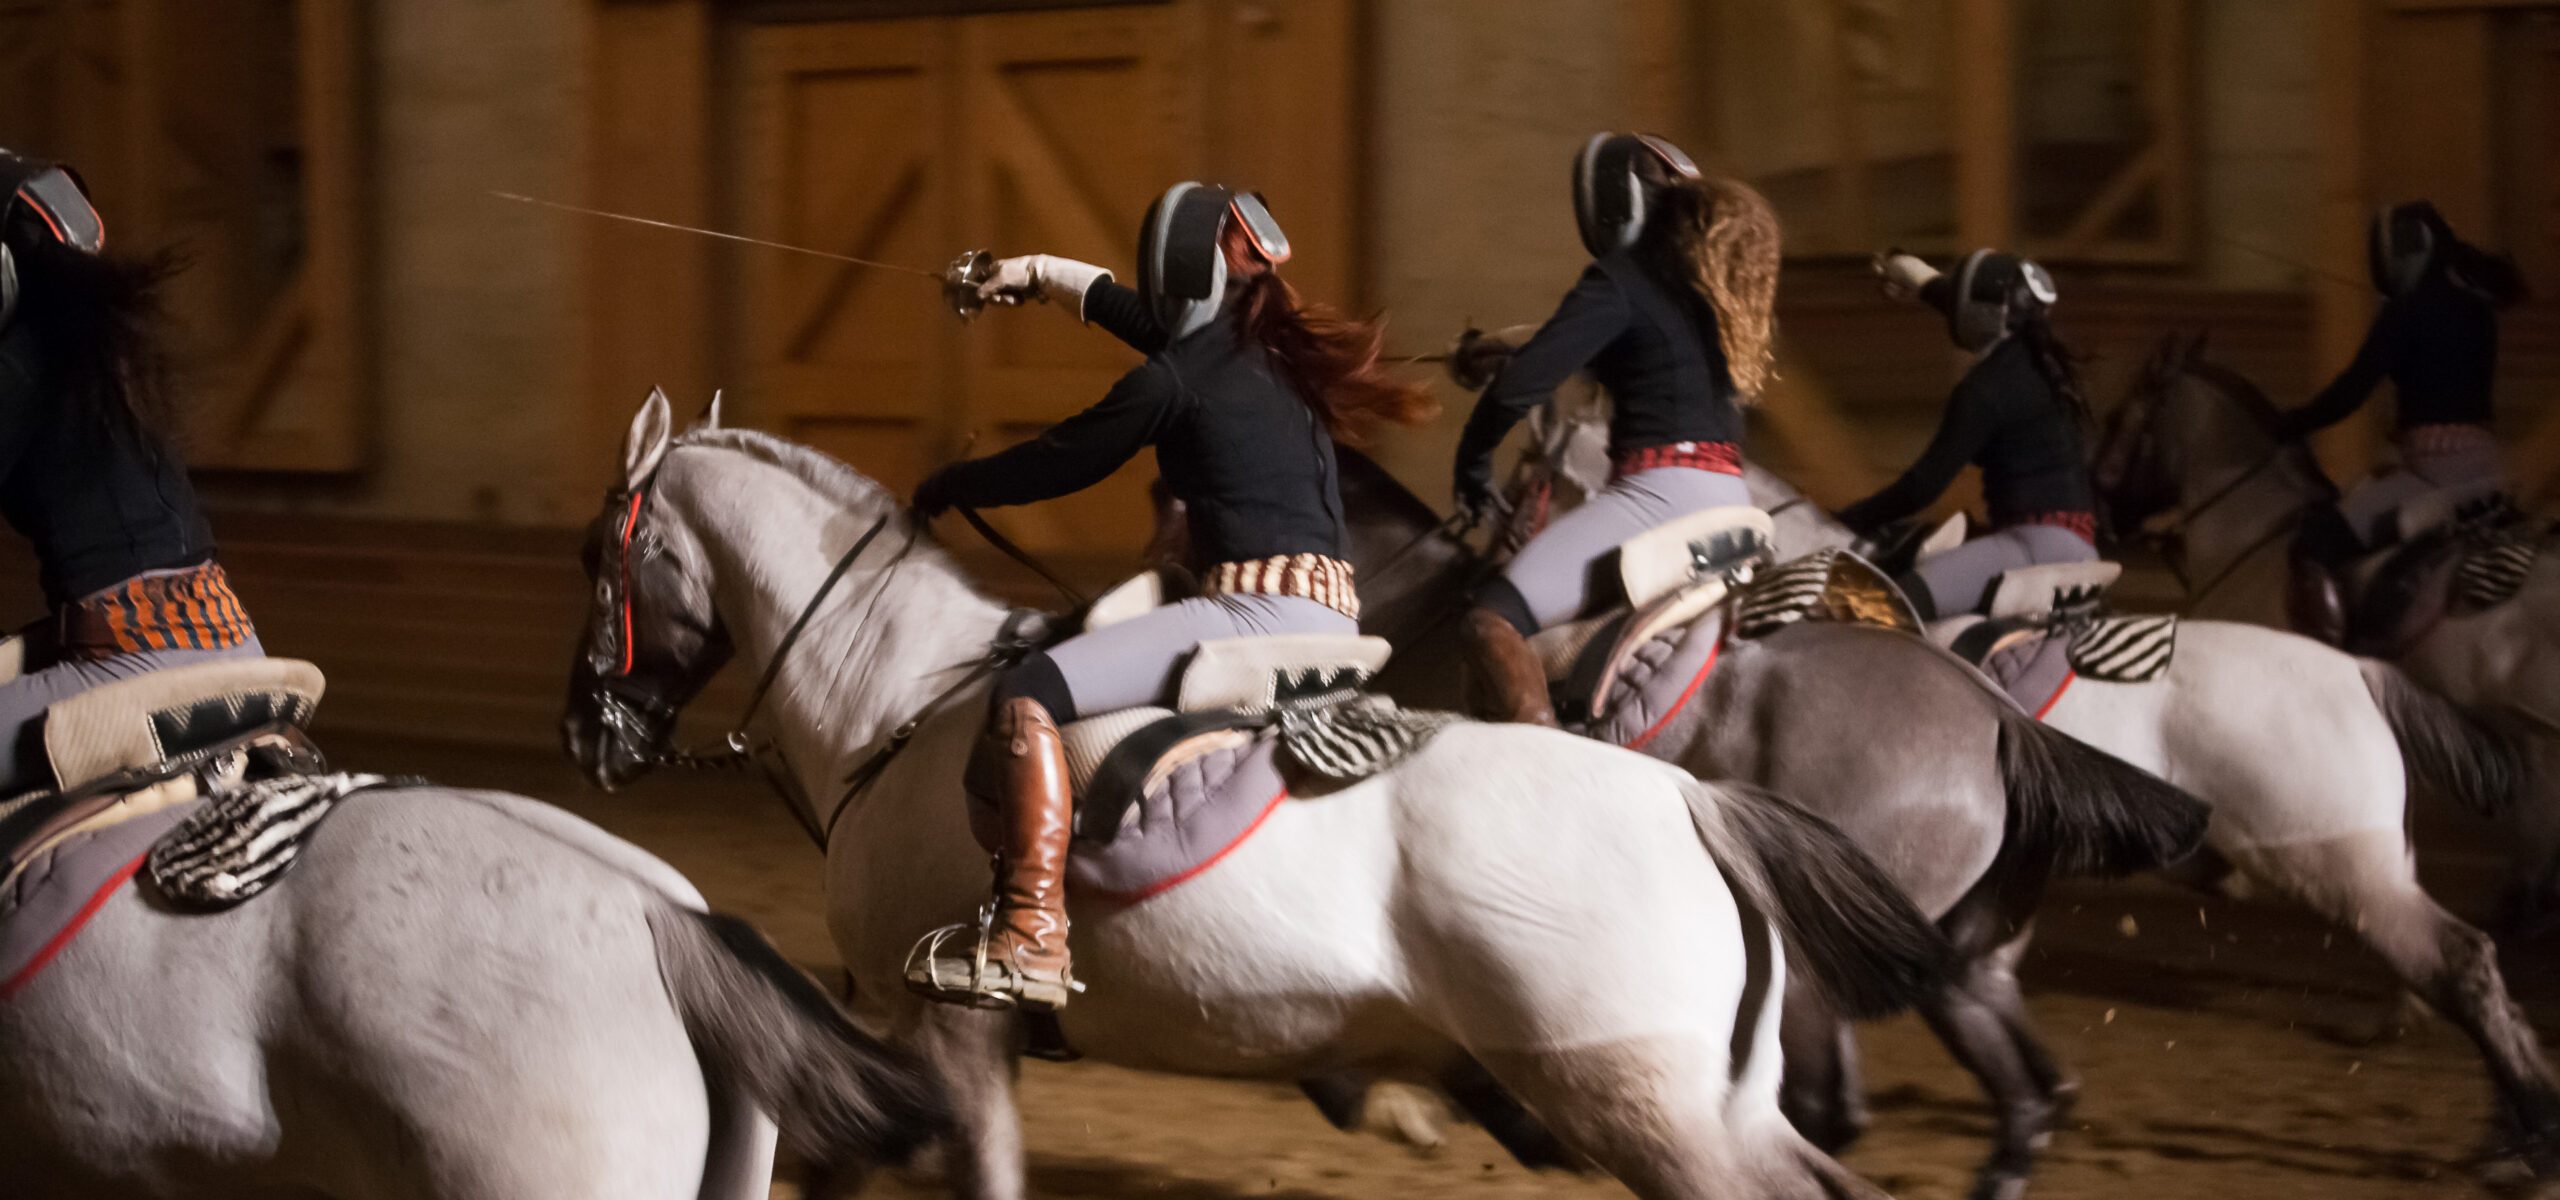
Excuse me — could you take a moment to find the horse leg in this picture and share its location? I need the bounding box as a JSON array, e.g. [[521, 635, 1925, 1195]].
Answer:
[[2247, 831, 2560, 1175], [1976, 924, 2078, 1118], [1778, 986, 1868, 1153], [908, 1004, 1027, 1200], [1921, 891, 2060, 1200], [1477, 1034, 1879, 1200]]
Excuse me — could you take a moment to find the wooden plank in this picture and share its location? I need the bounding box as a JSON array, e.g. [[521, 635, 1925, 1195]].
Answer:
[[1949, 0, 2017, 251], [2309, 0, 2379, 479], [282, 0, 368, 470], [582, 0, 716, 499]]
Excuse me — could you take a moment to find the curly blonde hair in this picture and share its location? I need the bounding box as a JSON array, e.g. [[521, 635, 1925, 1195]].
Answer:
[[1645, 172, 1782, 401]]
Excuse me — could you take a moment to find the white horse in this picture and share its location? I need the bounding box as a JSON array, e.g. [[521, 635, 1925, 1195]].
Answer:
[[1741, 466, 2560, 1182], [0, 784, 950, 1198], [560, 393, 1962, 1200], [2093, 335, 2560, 925]]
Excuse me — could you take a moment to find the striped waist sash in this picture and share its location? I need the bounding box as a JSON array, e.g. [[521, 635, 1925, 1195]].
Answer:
[[1997, 510, 2099, 546], [1611, 441, 1743, 481], [59, 562, 256, 660], [1201, 554, 1360, 621]]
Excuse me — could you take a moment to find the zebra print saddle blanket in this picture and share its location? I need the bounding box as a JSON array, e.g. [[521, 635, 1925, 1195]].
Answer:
[[989, 697, 1458, 906], [0, 765, 399, 1000], [1939, 611, 2178, 717], [1538, 548, 1919, 750]]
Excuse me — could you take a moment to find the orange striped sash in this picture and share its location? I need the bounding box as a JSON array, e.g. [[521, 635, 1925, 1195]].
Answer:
[[1201, 553, 1361, 620], [59, 563, 257, 661]]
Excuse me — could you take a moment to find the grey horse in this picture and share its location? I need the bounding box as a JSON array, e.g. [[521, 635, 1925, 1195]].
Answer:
[[0, 784, 950, 1198], [2094, 333, 2560, 929], [1294, 447, 2210, 1200]]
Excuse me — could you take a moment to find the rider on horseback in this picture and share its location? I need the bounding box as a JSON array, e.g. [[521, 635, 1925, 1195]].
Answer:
[[1451, 134, 1780, 726], [2283, 201, 2528, 644], [0, 150, 259, 795], [901, 184, 1433, 1011], [1839, 249, 2099, 619]]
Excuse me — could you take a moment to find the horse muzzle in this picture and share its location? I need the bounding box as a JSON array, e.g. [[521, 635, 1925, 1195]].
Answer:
[[561, 683, 674, 791]]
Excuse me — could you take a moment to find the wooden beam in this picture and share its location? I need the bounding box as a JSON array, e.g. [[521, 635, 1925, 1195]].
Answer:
[[289, 0, 368, 470], [2309, 0, 2379, 480], [1949, 0, 2016, 251], [581, 0, 716, 499]]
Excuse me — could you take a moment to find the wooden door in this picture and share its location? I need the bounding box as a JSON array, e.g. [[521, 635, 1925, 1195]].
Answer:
[[0, 0, 366, 471], [739, 5, 1190, 558]]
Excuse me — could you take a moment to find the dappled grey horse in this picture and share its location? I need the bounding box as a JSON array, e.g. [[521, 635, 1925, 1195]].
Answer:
[[1314, 445, 2210, 1200], [560, 392, 1967, 1200], [2094, 335, 2560, 929], [0, 783, 950, 1199], [1750, 465, 2560, 1183]]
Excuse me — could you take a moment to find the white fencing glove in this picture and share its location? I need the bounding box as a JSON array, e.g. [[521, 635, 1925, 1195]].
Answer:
[[977, 254, 1113, 318], [1873, 251, 1941, 304]]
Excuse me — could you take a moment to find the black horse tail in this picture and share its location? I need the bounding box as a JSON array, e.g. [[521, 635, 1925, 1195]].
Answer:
[[1995, 707, 2211, 878], [649, 907, 953, 1182], [2359, 658, 2520, 819], [1681, 777, 1957, 1020]]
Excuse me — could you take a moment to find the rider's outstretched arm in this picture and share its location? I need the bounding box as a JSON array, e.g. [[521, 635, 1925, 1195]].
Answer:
[[2283, 300, 2407, 439], [920, 362, 1175, 512], [1837, 378, 1991, 534], [1452, 266, 1629, 499]]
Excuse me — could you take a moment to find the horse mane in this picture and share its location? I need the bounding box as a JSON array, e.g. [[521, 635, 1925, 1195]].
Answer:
[[2178, 354, 2287, 435], [672, 427, 903, 514]]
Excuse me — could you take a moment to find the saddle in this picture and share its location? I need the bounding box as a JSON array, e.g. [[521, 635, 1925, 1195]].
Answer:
[[1526, 510, 1920, 746], [1929, 563, 2176, 715], [2314, 503, 2542, 656], [991, 602, 1423, 903], [1, 657, 326, 997]]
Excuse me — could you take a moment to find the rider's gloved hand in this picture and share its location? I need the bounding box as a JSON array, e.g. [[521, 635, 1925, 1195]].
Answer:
[[912, 465, 961, 520], [1872, 250, 1941, 304], [976, 255, 1113, 313], [1454, 458, 1501, 524]]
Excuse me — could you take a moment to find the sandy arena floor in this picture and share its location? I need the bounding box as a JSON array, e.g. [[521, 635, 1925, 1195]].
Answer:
[[335, 734, 2560, 1200]]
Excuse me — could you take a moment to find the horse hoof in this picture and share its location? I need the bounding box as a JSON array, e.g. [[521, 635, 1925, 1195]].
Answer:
[[1969, 1171, 2031, 1200], [1360, 1082, 1453, 1152], [2043, 1080, 2082, 1126]]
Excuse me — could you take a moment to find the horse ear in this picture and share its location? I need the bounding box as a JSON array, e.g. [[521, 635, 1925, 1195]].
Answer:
[[690, 389, 724, 432], [623, 387, 674, 490]]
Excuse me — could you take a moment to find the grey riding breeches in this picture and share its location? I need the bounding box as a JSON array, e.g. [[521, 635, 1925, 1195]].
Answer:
[[1047, 593, 1355, 717], [2340, 429, 2506, 545], [1903, 525, 2098, 618], [1500, 466, 1754, 629], [0, 636, 268, 795]]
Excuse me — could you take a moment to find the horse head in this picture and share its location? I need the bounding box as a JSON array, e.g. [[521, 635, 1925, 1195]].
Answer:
[[2091, 332, 2204, 541], [562, 388, 740, 790]]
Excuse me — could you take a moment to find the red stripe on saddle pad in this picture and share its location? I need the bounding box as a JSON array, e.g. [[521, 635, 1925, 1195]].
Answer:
[[2033, 672, 2075, 721], [1081, 787, 1290, 908], [1624, 636, 1724, 752], [0, 852, 145, 1000]]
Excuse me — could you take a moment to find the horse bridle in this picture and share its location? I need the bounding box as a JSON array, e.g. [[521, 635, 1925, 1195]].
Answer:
[[2105, 367, 2318, 607], [596, 477, 1056, 850]]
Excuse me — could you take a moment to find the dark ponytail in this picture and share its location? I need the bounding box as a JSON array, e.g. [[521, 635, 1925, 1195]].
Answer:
[[12, 238, 180, 444], [2017, 316, 2091, 429]]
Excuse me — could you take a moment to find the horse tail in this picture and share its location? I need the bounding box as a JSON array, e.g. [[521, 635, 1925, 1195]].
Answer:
[[2358, 658, 2520, 818], [1679, 777, 1955, 1020], [1996, 707, 2210, 877], [648, 906, 953, 1178]]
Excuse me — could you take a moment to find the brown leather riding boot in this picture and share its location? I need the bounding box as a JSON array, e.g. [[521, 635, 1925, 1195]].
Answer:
[[1460, 607, 1557, 727], [905, 697, 1082, 1011]]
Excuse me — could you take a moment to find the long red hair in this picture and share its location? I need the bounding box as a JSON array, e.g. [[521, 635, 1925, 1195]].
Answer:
[[1222, 224, 1438, 445]]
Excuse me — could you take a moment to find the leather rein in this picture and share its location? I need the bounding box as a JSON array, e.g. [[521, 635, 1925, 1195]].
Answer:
[[621, 489, 1067, 851]]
